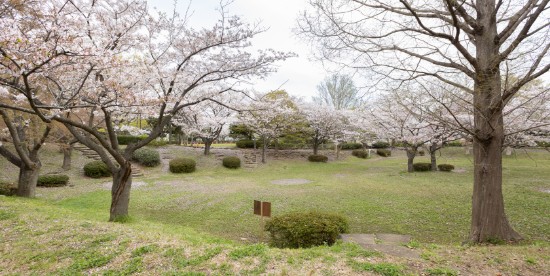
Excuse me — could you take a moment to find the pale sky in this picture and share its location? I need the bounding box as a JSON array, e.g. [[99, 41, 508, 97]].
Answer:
[[148, 0, 329, 101]]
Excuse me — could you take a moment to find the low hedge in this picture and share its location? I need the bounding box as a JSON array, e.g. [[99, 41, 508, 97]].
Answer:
[[83, 161, 112, 178], [438, 164, 455, 172], [37, 174, 69, 187], [222, 156, 241, 169], [371, 141, 390, 149], [340, 142, 363, 150], [132, 148, 160, 167], [308, 154, 328, 163], [376, 149, 391, 157], [413, 162, 431, 172], [169, 158, 196, 173], [236, 139, 263, 149], [351, 149, 369, 159], [0, 182, 17, 196], [117, 135, 146, 145], [265, 212, 349, 248]]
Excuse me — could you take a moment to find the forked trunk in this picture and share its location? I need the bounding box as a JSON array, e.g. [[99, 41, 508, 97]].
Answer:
[[109, 163, 132, 221], [62, 145, 72, 171], [17, 164, 40, 197], [406, 148, 416, 173]]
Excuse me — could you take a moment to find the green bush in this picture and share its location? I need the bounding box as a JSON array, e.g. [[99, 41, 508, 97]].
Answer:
[[0, 182, 17, 196], [148, 139, 169, 147], [37, 174, 69, 187], [83, 161, 112, 178], [265, 212, 349, 248], [117, 135, 146, 145], [352, 149, 369, 159], [308, 154, 328, 162], [169, 158, 196, 173], [222, 156, 241, 169], [438, 164, 455, 172], [413, 162, 431, 172], [132, 148, 160, 167], [376, 149, 391, 157], [444, 141, 463, 147], [236, 139, 263, 149], [371, 141, 390, 149], [340, 142, 363, 150], [417, 150, 425, 156]]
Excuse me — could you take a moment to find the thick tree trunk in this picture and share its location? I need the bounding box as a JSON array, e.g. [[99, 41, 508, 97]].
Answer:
[[203, 139, 212, 155], [470, 1, 521, 243], [313, 140, 319, 155], [429, 144, 438, 171], [406, 148, 416, 173], [62, 145, 72, 171], [261, 138, 267, 164], [109, 163, 132, 222], [17, 164, 40, 197]]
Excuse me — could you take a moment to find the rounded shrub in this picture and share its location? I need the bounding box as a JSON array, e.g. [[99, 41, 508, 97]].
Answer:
[[265, 212, 349, 248], [376, 149, 391, 157], [351, 149, 369, 159], [132, 148, 160, 167], [37, 174, 69, 187], [222, 156, 241, 169], [83, 161, 112, 178], [0, 182, 17, 196], [371, 141, 390, 149], [413, 162, 431, 172], [438, 164, 455, 172], [308, 154, 328, 162], [169, 158, 196, 173]]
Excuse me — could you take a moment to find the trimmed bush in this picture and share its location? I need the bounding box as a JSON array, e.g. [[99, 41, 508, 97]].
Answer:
[[376, 149, 391, 157], [0, 182, 17, 196], [445, 141, 463, 147], [308, 154, 328, 163], [371, 141, 390, 149], [236, 139, 263, 149], [352, 149, 369, 159], [413, 162, 431, 172], [117, 135, 146, 145], [265, 212, 349, 248], [169, 158, 196, 173], [222, 156, 241, 169], [132, 148, 160, 167], [83, 161, 112, 178], [438, 164, 455, 172], [148, 139, 169, 147], [37, 174, 69, 187], [340, 142, 363, 150]]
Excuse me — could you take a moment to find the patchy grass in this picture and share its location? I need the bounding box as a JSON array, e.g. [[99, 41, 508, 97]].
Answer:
[[0, 145, 549, 274]]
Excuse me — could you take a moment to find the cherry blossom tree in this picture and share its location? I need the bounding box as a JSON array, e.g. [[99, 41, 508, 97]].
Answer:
[[0, 0, 293, 221], [299, 0, 550, 242], [301, 103, 349, 155]]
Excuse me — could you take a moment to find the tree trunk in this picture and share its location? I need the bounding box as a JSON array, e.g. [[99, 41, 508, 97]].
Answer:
[[62, 145, 72, 171], [261, 138, 267, 163], [469, 1, 521, 243], [430, 144, 438, 171], [17, 164, 40, 197], [109, 163, 132, 222], [313, 140, 319, 155], [203, 139, 212, 155], [406, 148, 416, 173]]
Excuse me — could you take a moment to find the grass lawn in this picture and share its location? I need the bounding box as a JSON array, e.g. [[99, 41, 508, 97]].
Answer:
[[0, 144, 549, 275]]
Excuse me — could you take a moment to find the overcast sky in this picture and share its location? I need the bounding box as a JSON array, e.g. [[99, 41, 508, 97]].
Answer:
[[148, 0, 330, 101]]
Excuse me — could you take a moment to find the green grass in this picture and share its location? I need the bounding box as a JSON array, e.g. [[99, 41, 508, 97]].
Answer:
[[0, 145, 549, 274]]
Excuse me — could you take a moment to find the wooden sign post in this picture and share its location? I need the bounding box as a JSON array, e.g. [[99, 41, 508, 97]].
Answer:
[[254, 200, 271, 241]]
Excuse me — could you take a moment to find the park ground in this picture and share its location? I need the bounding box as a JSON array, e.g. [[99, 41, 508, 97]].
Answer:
[[0, 144, 549, 275]]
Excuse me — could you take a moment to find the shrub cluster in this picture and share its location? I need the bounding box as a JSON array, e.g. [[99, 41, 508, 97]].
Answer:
[[264, 212, 349, 248], [352, 149, 369, 159], [148, 139, 169, 147], [308, 154, 328, 162], [169, 158, 196, 173], [0, 182, 17, 196], [376, 149, 391, 157], [222, 156, 241, 169], [37, 174, 69, 187], [236, 139, 264, 149], [117, 135, 146, 145], [444, 141, 463, 147], [438, 164, 455, 172], [340, 142, 363, 150], [413, 162, 431, 172], [371, 141, 390, 149], [83, 161, 112, 178], [132, 148, 161, 167]]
